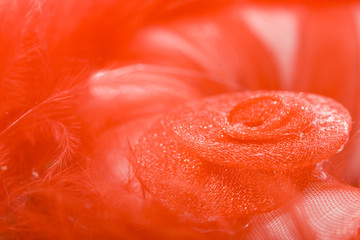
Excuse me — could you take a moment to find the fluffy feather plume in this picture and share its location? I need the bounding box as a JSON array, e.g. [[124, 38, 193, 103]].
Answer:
[[1, 0, 360, 239]]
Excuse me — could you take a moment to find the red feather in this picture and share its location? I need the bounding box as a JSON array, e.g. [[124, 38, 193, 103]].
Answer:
[[1, 0, 360, 239]]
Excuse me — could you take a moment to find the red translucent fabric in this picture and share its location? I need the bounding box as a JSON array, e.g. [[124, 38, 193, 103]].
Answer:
[[1, 0, 360, 239], [134, 91, 351, 220]]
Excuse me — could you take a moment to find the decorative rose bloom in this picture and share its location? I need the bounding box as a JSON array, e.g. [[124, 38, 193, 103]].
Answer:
[[0, 0, 360, 239]]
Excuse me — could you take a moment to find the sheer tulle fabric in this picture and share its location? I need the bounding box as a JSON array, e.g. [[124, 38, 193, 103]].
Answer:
[[1, 0, 360, 239], [134, 91, 351, 220]]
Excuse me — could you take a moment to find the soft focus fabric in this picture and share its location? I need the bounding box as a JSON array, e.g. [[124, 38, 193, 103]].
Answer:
[[1, 0, 360, 239]]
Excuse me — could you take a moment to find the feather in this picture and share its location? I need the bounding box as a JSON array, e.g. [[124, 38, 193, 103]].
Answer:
[[1, 0, 360, 239]]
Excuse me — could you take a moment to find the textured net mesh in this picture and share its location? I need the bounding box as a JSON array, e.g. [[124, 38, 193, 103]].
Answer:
[[248, 176, 360, 239], [133, 91, 352, 224]]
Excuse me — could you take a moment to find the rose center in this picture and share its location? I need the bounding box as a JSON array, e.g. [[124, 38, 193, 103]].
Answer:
[[227, 95, 282, 128]]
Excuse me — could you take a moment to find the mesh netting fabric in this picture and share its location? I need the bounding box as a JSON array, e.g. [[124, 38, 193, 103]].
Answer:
[[248, 175, 360, 239], [134, 91, 351, 221]]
